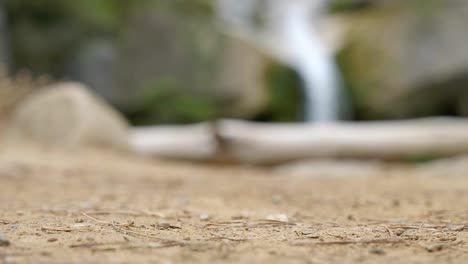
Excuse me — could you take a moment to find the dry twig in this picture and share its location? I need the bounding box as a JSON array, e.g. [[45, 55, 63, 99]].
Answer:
[[70, 241, 181, 252], [40, 227, 73, 233], [81, 212, 185, 246], [291, 238, 406, 246], [208, 232, 248, 242]]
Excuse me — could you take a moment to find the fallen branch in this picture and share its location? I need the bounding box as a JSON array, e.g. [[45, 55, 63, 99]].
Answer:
[[208, 232, 249, 242], [83, 209, 167, 218], [40, 227, 73, 233], [129, 118, 468, 165], [81, 212, 186, 246], [291, 238, 405, 246], [216, 118, 468, 164], [130, 123, 218, 161], [70, 241, 182, 252]]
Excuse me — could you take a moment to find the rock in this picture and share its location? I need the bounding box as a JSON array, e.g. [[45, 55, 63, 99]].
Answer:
[[424, 242, 448, 253], [68, 39, 118, 104], [214, 39, 268, 118], [0, 233, 10, 247], [7, 82, 129, 149], [116, 3, 268, 122], [199, 213, 212, 222], [457, 91, 468, 116], [369, 248, 386, 255], [266, 213, 291, 223], [338, 1, 468, 119]]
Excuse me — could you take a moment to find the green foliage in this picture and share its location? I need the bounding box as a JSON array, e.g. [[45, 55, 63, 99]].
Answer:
[[151, 0, 214, 17], [256, 63, 304, 122], [126, 78, 217, 125], [403, 155, 438, 164], [329, 0, 443, 13], [171, 0, 213, 16], [329, 0, 371, 13], [7, 1, 115, 32], [5, 0, 143, 75]]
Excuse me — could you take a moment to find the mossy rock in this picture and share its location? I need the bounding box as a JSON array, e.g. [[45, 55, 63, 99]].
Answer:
[[337, 0, 468, 120]]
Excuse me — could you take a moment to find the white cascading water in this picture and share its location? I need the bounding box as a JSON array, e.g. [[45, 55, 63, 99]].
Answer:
[[216, 0, 343, 122]]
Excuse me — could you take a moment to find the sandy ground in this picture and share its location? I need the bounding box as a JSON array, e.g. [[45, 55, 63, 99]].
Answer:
[[1, 143, 468, 263]]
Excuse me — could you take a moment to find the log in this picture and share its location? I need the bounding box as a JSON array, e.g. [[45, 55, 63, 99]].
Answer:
[[130, 123, 218, 161], [216, 118, 468, 165]]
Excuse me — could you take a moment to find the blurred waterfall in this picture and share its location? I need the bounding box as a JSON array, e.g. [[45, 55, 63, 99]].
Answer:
[[216, 0, 344, 122]]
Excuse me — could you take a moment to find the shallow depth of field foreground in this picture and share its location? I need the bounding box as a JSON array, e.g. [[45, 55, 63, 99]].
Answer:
[[3, 1, 468, 263], [1, 143, 468, 263]]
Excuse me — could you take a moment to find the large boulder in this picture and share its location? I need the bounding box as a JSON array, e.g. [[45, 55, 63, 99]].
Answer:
[[337, 0, 468, 119], [116, 3, 268, 123], [7, 82, 129, 149]]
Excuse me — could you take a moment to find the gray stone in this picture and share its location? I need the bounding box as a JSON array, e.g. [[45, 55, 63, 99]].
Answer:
[[115, 4, 268, 119], [68, 39, 118, 104], [7, 82, 130, 150], [0, 233, 10, 247], [338, 1, 468, 119]]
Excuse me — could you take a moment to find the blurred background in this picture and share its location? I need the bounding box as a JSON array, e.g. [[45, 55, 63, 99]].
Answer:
[[1, 0, 468, 125]]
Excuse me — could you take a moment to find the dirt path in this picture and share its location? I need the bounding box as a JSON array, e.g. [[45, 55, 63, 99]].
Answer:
[[1, 144, 467, 263]]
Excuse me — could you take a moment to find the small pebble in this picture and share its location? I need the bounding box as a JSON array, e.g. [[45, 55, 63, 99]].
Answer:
[[394, 228, 405, 236], [47, 238, 58, 243], [304, 234, 320, 239], [266, 213, 290, 222], [199, 214, 211, 221], [157, 222, 181, 230], [449, 225, 466, 232], [0, 233, 10, 247], [425, 243, 446, 253], [231, 215, 248, 220], [369, 248, 386, 255], [271, 195, 283, 205]]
